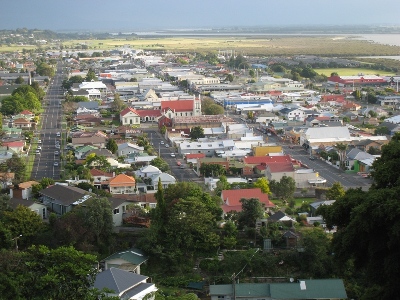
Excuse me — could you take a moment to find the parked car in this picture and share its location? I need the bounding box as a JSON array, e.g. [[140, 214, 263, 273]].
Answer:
[[38, 140, 42, 144], [55, 144, 60, 149], [170, 153, 175, 157], [54, 150, 59, 156], [37, 146, 42, 150], [53, 162, 59, 167], [35, 150, 41, 155], [56, 132, 61, 137]]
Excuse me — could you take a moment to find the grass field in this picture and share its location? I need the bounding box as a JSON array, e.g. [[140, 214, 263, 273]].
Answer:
[[315, 68, 396, 76], [3, 35, 400, 57]]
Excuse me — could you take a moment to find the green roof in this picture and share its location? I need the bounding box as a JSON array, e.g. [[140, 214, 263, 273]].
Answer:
[[76, 145, 97, 153], [210, 279, 347, 299], [104, 248, 148, 266]]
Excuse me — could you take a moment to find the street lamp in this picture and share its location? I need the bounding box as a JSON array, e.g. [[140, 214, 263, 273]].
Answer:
[[12, 234, 22, 251]]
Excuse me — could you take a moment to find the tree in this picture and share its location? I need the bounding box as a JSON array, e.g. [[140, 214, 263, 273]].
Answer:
[[238, 198, 264, 229], [253, 177, 271, 195], [214, 175, 230, 196], [375, 126, 389, 135], [111, 93, 126, 112], [35, 62, 54, 77], [225, 74, 234, 82], [270, 176, 296, 201], [368, 110, 378, 118], [189, 126, 205, 140], [85, 68, 97, 81], [160, 125, 167, 134], [1, 205, 44, 249], [335, 143, 348, 169], [0, 245, 99, 299], [326, 182, 345, 200], [0, 153, 26, 183], [150, 157, 170, 172], [15, 76, 24, 84], [199, 163, 226, 177], [249, 69, 255, 78], [106, 139, 118, 154], [204, 103, 224, 115]]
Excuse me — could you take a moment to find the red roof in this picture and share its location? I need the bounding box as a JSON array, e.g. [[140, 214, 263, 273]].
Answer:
[[221, 188, 274, 213], [135, 109, 162, 117], [267, 162, 295, 173], [20, 110, 33, 115], [243, 155, 292, 165], [161, 100, 194, 112], [90, 169, 113, 177], [185, 153, 206, 159], [2, 141, 24, 147], [120, 107, 138, 117]]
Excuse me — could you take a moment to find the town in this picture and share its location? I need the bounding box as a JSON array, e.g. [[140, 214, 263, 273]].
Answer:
[[0, 27, 400, 300]]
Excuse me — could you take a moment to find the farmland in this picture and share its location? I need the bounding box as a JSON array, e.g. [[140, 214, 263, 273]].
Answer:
[[315, 68, 396, 76]]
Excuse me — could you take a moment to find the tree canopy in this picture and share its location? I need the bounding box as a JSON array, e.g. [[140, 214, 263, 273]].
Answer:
[[189, 126, 205, 140]]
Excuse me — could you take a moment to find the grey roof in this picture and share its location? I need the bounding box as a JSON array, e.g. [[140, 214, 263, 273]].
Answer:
[[8, 198, 41, 210], [210, 279, 347, 299], [347, 148, 374, 161], [93, 267, 148, 294], [122, 282, 154, 299], [109, 197, 129, 210], [77, 101, 99, 110], [104, 248, 148, 266], [268, 211, 286, 222], [310, 200, 336, 210], [269, 279, 347, 299], [82, 148, 115, 159], [39, 185, 88, 205]]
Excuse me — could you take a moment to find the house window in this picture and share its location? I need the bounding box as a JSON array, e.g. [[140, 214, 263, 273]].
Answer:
[[114, 208, 120, 214]]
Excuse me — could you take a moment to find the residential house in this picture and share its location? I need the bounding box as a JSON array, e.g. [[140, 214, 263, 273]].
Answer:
[[93, 267, 157, 300], [9, 180, 38, 200], [0, 172, 15, 189], [2, 140, 25, 153], [265, 161, 296, 182], [109, 174, 137, 195], [135, 165, 162, 178], [117, 142, 144, 157], [268, 211, 296, 227], [109, 197, 131, 226], [309, 200, 336, 217], [82, 148, 115, 160], [8, 198, 48, 220], [149, 172, 176, 190], [103, 248, 148, 274], [90, 169, 114, 189], [351, 139, 387, 152], [185, 153, 205, 164], [39, 185, 92, 215], [209, 279, 347, 300], [71, 131, 107, 148], [345, 148, 376, 173], [12, 118, 33, 129], [75, 145, 98, 159], [220, 188, 274, 214], [120, 107, 141, 126], [279, 107, 306, 121]]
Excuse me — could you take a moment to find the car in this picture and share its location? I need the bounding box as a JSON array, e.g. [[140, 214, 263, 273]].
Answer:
[[267, 133, 272, 136], [38, 140, 42, 144], [56, 132, 61, 137], [160, 141, 165, 144], [37, 146, 42, 150], [55, 144, 60, 149], [309, 156, 316, 160], [170, 153, 175, 157], [54, 150, 59, 156], [165, 144, 170, 148], [53, 162, 59, 167], [35, 150, 41, 155], [180, 165, 185, 169]]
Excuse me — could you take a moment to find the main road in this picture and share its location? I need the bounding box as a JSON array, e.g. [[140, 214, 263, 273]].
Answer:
[[32, 63, 64, 180]]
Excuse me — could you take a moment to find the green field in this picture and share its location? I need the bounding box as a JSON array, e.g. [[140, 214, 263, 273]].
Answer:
[[3, 35, 400, 57], [315, 68, 396, 76]]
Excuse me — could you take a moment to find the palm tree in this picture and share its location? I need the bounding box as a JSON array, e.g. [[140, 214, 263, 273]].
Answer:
[[336, 143, 348, 170]]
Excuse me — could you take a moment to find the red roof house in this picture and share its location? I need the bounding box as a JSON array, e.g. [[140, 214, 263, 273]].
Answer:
[[220, 188, 274, 213]]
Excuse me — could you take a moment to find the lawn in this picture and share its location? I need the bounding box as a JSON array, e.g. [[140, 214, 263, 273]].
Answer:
[[315, 68, 395, 76]]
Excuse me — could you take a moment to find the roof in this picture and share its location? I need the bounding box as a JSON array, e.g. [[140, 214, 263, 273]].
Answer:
[[90, 169, 113, 178], [185, 153, 206, 159], [305, 126, 351, 140], [269, 279, 347, 299], [120, 107, 139, 117], [20, 110, 34, 115], [2, 141, 24, 147], [104, 248, 148, 266], [39, 185, 89, 206], [310, 200, 336, 210], [267, 162, 295, 173], [161, 99, 194, 112], [109, 174, 136, 187], [221, 188, 274, 213], [18, 181, 39, 189], [209, 279, 347, 299], [93, 267, 148, 294], [135, 109, 162, 117], [243, 155, 292, 165], [8, 198, 44, 210]]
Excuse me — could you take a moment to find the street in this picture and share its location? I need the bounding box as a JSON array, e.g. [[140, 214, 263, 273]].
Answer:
[[32, 63, 64, 180]]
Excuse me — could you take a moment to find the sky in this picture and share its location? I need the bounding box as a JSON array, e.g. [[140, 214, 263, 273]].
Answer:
[[2, 0, 400, 32]]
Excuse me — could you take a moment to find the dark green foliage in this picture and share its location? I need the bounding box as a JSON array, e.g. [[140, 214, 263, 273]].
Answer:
[[237, 198, 264, 229], [199, 163, 225, 177], [269, 176, 296, 200], [106, 139, 118, 154], [189, 126, 205, 139]]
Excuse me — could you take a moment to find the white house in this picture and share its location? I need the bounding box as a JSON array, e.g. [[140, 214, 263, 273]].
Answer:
[[117, 142, 144, 157], [150, 173, 176, 190], [135, 165, 162, 178], [120, 107, 140, 126]]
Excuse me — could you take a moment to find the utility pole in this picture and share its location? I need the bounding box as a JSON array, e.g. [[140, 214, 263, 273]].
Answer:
[[232, 272, 236, 300]]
